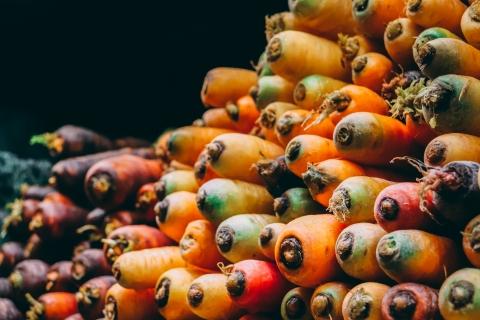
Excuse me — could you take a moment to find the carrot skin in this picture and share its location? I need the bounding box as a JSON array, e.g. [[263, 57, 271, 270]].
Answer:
[[384, 18, 424, 70], [26, 292, 78, 320], [0, 242, 25, 277], [351, 53, 396, 94], [424, 133, 480, 167], [462, 214, 480, 268], [104, 284, 161, 320], [76, 276, 116, 320], [154, 170, 198, 201], [251, 75, 296, 111], [46, 261, 77, 293], [0, 298, 22, 320]]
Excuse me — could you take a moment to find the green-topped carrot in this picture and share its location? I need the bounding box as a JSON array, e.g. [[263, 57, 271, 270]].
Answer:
[[281, 287, 315, 320], [424, 133, 480, 167], [412, 27, 462, 61], [439, 268, 480, 319], [351, 53, 397, 94], [338, 33, 387, 68], [76, 276, 116, 320], [258, 102, 298, 145], [274, 188, 328, 224], [253, 51, 275, 77], [294, 75, 348, 111], [310, 282, 354, 320], [154, 170, 198, 201], [258, 223, 286, 261], [462, 214, 480, 268], [216, 214, 279, 263], [381, 69, 425, 102], [250, 76, 296, 111], [342, 282, 391, 320]]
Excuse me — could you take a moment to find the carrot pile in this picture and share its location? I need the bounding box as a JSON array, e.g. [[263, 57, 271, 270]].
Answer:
[[4, 1, 480, 319]]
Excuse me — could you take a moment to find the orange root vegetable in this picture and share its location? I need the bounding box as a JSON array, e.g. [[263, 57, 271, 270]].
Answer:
[[382, 283, 441, 320], [274, 188, 328, 224], [187, 273, 247, 320], [424, 133, 480, 167], [258, 223, 286, 261], [9, 259, 50, 309], [342, 282, 391, 320], [276, 109, 335, 148], [265, 12, 321, 42], [352, 53, 396, 94], [154, 170, 198, 201], [154, 191, 205, 242], [201, 67, 258, 108], [280, 287, 315, 320], [338, 33, 388, 67], [412, 27, 462, 61], [84, 154, 163, 210], [205, 133, 285, 185], [0, 298, 22, 320], [0, 242, 25, 277], [216, 214, 279, 263], [193, 149, 221, 187], [266, 31, 351, 84], [462, 214, 480, 268], [310, 282, 354, 320], [154, 129, 173, 162], [438, 268, 480, 319], [103, 284, 161, 320], [25, 292, 78, 320], [285, 135, 340, 178], [258, 102, 298, 144], [376, 230, 466, 286], [179, 220, 230, 271], [71, 249, 111, 285], [76, 276, 116, 320], [352, 0, 407, 40], [250, 76, 296, 111], [194, 107, 238, 130], [294, 75, 348, 111], [155, 267, 207, 320], [461, 1, 480, 49], [223, 259, 295, 314], [384, 18, 424, 70], [45, 261, 76, 293], [112, 246, 185, 290], [333, 112, 423, 167], [102, 225, 175, 265], [196, 178, 275, 227], [275, 214, 347, 287], [166, 126, 234, 166], [226, 96, 260, 133], [406, 0, 466, 37], [335, 223, 389, 282], [253, 51, 275, 78]]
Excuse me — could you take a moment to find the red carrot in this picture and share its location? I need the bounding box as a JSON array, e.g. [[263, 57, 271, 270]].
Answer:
[[71, 249, 111, 285], [45, 261, 77, 293]]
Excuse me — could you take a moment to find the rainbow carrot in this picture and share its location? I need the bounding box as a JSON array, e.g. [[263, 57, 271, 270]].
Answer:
[[293, 75, 348, 111], [193, 149, 221, 187], [342, 282, 391, 320], [280, 287, 315, 320], [384, 18, 424, 70], [250, 76, 296, 111], [0, 242, 25, 277], [351, 53, 396, 94], [424, 133, 480, 167], [71, 249, 111, 285], [258, 223, 286, 261], [310, 282, 354, 320], [258, 102, 298, 145], [338, 33, 388, 68], [226, 96, 260, 133], [274, 188, 328, 224]]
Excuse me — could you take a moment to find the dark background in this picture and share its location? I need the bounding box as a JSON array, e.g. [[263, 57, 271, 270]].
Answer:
[[0, 0, 288, 159]]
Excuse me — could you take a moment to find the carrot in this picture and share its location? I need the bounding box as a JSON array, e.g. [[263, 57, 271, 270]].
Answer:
[[134, 183, 158, 223], [253, 51, 275, 77], [384, 18, 424, 70], [154, 170, 198, 201], [342, 282, 391, 320], [461, 1, 480, 49], [265, 12, 322, 42], [76, 275, 116, 320], [310, 282, 354, 320], [351, 53, 396, 94], [42, 191, 75, 205], [415, 39, 480, 80], [111, 246, 184, 290], [374, 182, 441, 232], [329, 176, 395, 225], [306, 85, 390, 129], [280, 287, 314, 320], [275, 214, 346, 287], [84, 208, 107, 227], [294, 75, 348, 111], [0, 278, 12, 299], [154, 191, 205, 242], [8, 259, 50, 309], [29, 201, 89, 240], [333, 112, 423, 167], [335, 223, 389, 282], [254, 155, 305, 198], [102, 225, 175, 265], [216, 214, 279, 263], [166, 126, 234, 166], [102, 211, 145, 237], [201, 67, 258, 108], [462, 214, 480, 268], [285, 135, 339, 178], [250, 76, 295, 112], [258, 223, 286, 261], [258, 102, 298, 145], [112, 137, 152, 150], [381, 69, 425, 102], [438, 268, 480, 319], [2, 199, 39, 241], [103, 284, 161, 320], [206, 133, 284, 185], [303, 159, 408, 207], [376, 230, 465, 286], [25, 292, 78, 320], [337, 33, 387, 67], [382, 283, 441, 320], [193, 149, 221, 187], [64, 314, 83, 320], [0, 298, 22, 320], [179, 220, 230, 271], [276, 109, 335, 147], [155, 267, 207, 320], [425, 133, 480, 167], [222, 259, 295, 314], [72, 241, 91, 258], [187, 273, 247, 320], [225, 96, 260, 133], [412, 27, 462, 61], [154, 129, 173, 162], [239, 313, 277, 320], [274, 188, 328, 224], [0, 242, 24, 277], [71, 249, 111, 285], [196, 178, 275, 227], [30, 125, 113, 159], [266, 31, 351, 83], [352, 0, 407, 40], [406, 0, 466, 37], [23, 234, 76, 265], [193, 107, 238, 130], [21, 185, 56, 201], [45, 261, 76, 293]]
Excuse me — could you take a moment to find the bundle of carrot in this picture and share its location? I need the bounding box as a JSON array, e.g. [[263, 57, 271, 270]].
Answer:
[[4, 0, 480, 318]]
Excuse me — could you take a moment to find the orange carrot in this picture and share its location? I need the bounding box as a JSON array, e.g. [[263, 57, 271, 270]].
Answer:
[[338, 33, 388, 68], [154, 129, 173, 162], [193, 107, 238, 130], [294, 75, 348, 111], [253, 51, 275, 77], [462, 214, 480, 268], [352, 53, 397, 94], [384, 18, 424, 70], [25, 292, 78, 320], [250, 76, 296, 111], [154, 170, 198, 201], [258, 102, 298, 145], [103, 284, 161, 320], [258, 223, 286, 261], [310, 282, 354, 320], [201, 67, 258, 108], [193, 149, 221, 187], [424, 133, 480, 167], [342, 282, 391, 320], [265, 12, 323, 42], [225, 96, 260, 133], [275, 214, 347, 287], [461, 1, 480, 49]]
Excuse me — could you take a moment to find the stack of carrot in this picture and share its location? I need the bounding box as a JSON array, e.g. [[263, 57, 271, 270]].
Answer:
[[3, 0, 480, 318]]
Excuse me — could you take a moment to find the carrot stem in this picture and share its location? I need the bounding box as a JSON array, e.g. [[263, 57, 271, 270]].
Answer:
[[279, 237, 303, 270], [206, 141, 225, 162], [389, 78, 427, 121], [448, 281, 474, 309], [307, 90, 351, 129], [302, 164, 338, 196], [25, 293, 45, 320], [76, 284, 100, 305], [389, 291, 417, 319], [338, 33, 361, 61], [311, 294, 333, 318], [90, 175, 113, 200], [225, 270, 246, 297], [346, 288, 373, 319], [155, 279, 171, 308], [186, 284, 203, 307], [28, 215, 43, 231]]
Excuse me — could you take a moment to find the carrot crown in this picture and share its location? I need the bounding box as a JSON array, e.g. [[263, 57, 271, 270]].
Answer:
[[302, 164, 339, 196], [338, 34, 360, 61], [77, 225, 104, 243], [311, 294, 333, 318], [276, 115, 306, 135], [305, 90, 351, 129], [136, 190, 156, 211], [30, 132, 64, 154], [389, 78, 427, 122], [259, 109, 276, 129], [462, 224, 480, 252], [470, 1, 480, 21], [408, 0, 422, 12], [265, 13, 287, 43], [192, 119, 205, 127], [102, 236, 134, 263], [346, 288, 373, 320], [385, 20, 403, 41], [187, 284, 204, 307], [76, 285, 100, 305], [25, 293, 45, 320], [414, 80, 453, 128], [2, 199, 24, 237], [328, 188, 351, 222], [28, 214, 43, 231]]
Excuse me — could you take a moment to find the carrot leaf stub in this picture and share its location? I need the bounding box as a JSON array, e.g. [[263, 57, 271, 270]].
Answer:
[[279, 237, 303, 270], [448, 280, 475, 310]]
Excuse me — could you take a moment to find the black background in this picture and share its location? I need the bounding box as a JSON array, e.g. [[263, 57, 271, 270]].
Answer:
[[0, 0, 288, 158]]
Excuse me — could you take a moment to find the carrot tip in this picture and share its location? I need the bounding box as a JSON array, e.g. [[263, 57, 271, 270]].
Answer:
[[407, 0, 422, 12], [389, 291, 417, 319], [302, 164, 338, 197], [279, 237, 303, 270], [339, 35, 360, 61], [136, 190, 156, 211], [379, 197, 400, 220], [216, 226, 234, 253], [206, 141, 225, 163], [328, 188, 351, 222], [226, 103, 239, 122], [266, 37, 282, 63], [448, 281, 475, 309], [385, 20, 403, 41], [154, 200, 169, 222], [336, 232, 354, 261], [155, 278, 171, 308], [259, 227, 274, 247], [346, 288, 373, 320], [285, 296, 307, 318], [226, 270, 246, 297], [377, 236, 398, 262], [259, 109, 276, 129], [311, 294, 333, 318], [274, 196, 289, 217], [187, 284, 204, 307], [352, 55, 368, 74], [255, 158, 285, 184], [265, 12, 287, 42]]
